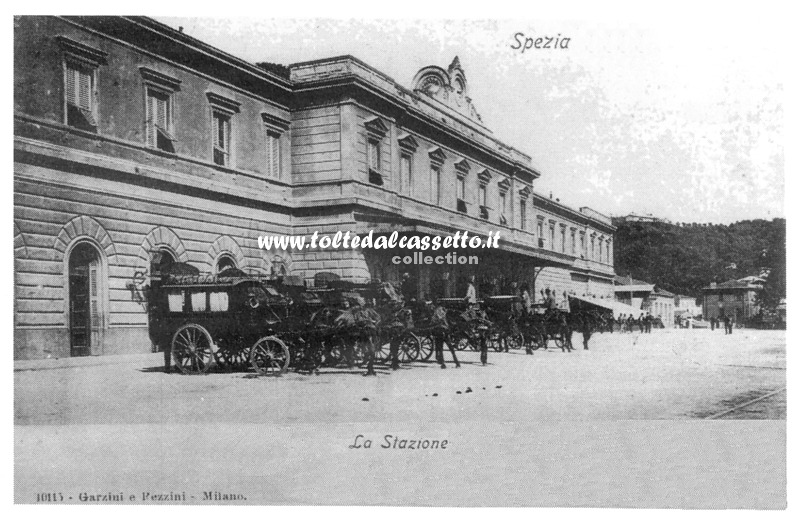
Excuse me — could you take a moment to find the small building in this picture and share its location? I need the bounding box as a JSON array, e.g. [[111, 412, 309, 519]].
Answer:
[[649, 287, 675, 328], [701, 277, 765, 322], [613, 275, 653, 312], [613, 275, 674, 327], [674, 294, 702, 317]]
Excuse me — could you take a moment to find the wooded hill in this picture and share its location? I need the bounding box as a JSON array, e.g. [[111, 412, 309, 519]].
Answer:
[[612, 217, 786, 306]]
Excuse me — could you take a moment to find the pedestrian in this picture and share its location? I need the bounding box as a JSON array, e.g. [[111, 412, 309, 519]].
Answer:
[[638, 313, 644, 333], [544, 288, 557, 312], [644, 313, 652, 333], [728, 314, 735, 334], [723, 314, 731, 335], [464, 275, 477, 305], [430, 303, 459, 369], [400, 271, 416, 304], [710, 316, 715, 331], [520, 283, 532, 316]]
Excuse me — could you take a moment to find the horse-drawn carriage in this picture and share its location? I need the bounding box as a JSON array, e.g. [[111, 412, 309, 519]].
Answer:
[[147, 264, 292, 375]]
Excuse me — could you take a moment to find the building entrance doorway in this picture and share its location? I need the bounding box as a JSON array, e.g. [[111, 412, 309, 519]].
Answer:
[[68, 242, 100, 357]]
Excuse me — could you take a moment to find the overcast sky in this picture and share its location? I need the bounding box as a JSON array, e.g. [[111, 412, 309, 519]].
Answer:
[[156, 12, 784, 224]]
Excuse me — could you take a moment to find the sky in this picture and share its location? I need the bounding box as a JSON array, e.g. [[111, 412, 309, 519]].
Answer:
[[156, 10, 785, 224]]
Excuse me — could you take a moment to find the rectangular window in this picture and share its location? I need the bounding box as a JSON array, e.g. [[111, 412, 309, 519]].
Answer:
[[561, 227, 566, 253], [500, 193, 507, 224], [456, 175, 467, 212], [571, 231, 576, 255], [146, 87, 174, 151], [606, 242, 611, 264], [368, 138, 381, 171], [550, 225, 555, 250], [431, 165, 441, 205], [64, 61, 96, 129], [191, 292, 208, 312], [212, 111, 231, 166], [580, 233, 586, 256], [400, 153, 412, 194], [210, 292, 229, 312], [479, 185, 489, 219], [520, 200, 527, 231], [368, 138, 383, 185], [168, 292, 184, 313], [266, 131, 280, 178]]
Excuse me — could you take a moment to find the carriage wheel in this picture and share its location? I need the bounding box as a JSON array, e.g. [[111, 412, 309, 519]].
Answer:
[[171, 324, 215, 375], [453, 333, 471, 351], [531, 330, 547, 350], [554, 332, 567, 350], [321, 336, 345, 367], [417, 334, 434, 361], [397, 332, 420, 363], [249, 336, 290, 376], [506, 332, 525, 351], [490, 332, 504, 352]]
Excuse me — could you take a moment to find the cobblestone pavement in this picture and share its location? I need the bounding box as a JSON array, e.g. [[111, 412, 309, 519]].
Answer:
[[14, 328, 785, 425]]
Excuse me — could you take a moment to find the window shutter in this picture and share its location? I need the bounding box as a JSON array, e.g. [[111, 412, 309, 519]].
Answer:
[[89, 262, 99, 328], [213, 113, 220, 148], [78, 69, 91, 110], [66, 66, 77, 105], [146, 94, 155, 146], [156, 95, 167, 129], [267, 133, 280, 177]]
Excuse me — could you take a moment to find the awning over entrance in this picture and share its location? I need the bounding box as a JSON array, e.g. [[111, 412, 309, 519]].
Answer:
[[569, 294, 614, 311], [569, 294, 642, 316]]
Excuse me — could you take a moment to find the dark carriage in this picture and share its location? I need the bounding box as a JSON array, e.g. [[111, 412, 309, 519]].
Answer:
[[433, 297, 493, 352], [482, 295, 527, 352], [325, 279, 421, 367], [526, 303, 572, 351], [146, 264, 292, 375]]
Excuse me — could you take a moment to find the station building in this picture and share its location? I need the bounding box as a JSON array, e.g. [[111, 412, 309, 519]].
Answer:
[[13, 16, 615, 359]]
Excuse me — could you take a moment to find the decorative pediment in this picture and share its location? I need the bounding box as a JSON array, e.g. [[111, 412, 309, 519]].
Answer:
[[497, 177, 511, 194], [428, 146, 446, 165], [454, 158, 471, 175], [57, 36, 108, 66], [206, 92, 241, 113], [261, 112, 290, 133], [397, 132, 419, 152], [140, 67, 181, 91], [519, 185, 532, 199], [364, 116, 389, 136], [411, 56, 484, 124], [477, 168, 492, 185]]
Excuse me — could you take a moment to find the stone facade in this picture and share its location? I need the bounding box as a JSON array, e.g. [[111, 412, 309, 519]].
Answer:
[[14, 16, 616, 359]]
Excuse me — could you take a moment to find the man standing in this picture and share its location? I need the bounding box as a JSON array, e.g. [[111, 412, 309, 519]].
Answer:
[[723, 314, 731, 335], [400, 271, 417, 303], [521, 283, 532, 316], [465, 275, 477, 305]]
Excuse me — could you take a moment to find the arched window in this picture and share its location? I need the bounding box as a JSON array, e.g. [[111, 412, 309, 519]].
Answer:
[[68, 241, 108, 357], [216, 254, 237, 274], [150, 248, 176, 275]]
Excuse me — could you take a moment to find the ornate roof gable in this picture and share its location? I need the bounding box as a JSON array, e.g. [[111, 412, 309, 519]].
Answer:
[[412, 56, 484, 124]]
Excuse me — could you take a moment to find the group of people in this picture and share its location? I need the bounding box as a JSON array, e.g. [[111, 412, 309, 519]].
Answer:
[[710, 315, 735, 334], [617, 313, 656, 333], [398, 273, 569, 368]]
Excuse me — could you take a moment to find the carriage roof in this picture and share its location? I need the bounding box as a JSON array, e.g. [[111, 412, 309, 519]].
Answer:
[[160, 275, 263, 290]]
